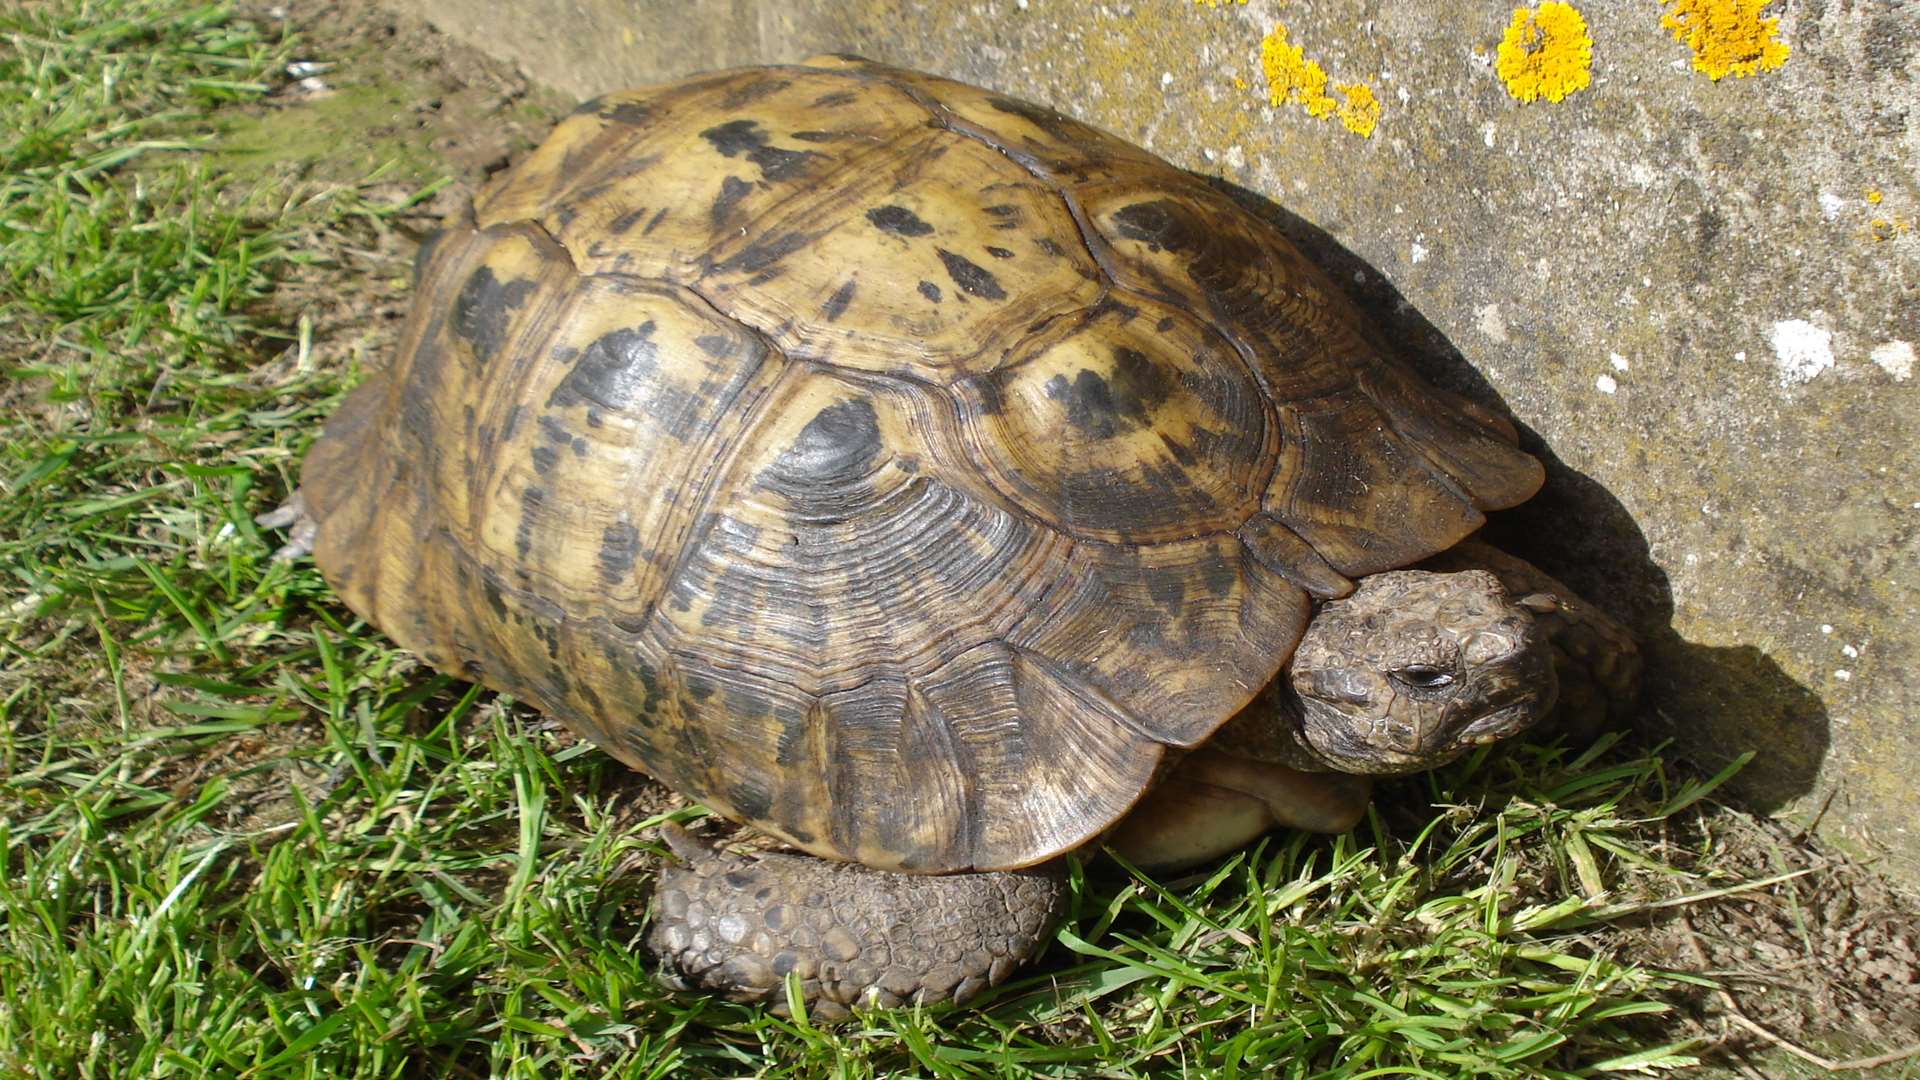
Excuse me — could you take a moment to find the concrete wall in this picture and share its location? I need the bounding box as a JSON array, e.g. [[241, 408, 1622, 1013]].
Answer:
[[380, 0, 1920, 882]]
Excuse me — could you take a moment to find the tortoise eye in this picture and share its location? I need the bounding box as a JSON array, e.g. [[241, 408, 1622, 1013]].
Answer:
[[1392, 665, 1454, 690]]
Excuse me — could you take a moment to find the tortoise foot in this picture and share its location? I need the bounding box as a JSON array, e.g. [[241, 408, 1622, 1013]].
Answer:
[[648, 825, 1066, 1019], [256, 491, 318, 561]]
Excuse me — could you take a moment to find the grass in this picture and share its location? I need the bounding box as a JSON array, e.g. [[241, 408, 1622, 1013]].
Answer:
[[0, 2, 1785, 1076]]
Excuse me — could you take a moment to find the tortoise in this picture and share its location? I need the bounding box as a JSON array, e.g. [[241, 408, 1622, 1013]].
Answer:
[[262, 55, 1639, 1018]]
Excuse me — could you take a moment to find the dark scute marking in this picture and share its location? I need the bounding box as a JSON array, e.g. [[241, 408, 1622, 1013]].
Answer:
[[501, 403, 526, 441], [483, 579, 509, 621], [936, 248, 1007, 301], [790, 129, 839, 142], [983, 203, 1019, 218], [985, 246, 1015, 259], [726, 781, 774, 822], [1109, 200, 1196, 254], [986, 95, 1084, 142], [547, 322, 659, 411], [538, 414, 572, 442], [719, 76, 791, 109], [695, 334, 735, 357], [451, 266, 534, 365], [602, 101, 652, 125], [598, 520, 639, 584], [643, 206, 669, 234], [917, 280, 942, 303], [530, 445, 558, 474], [608, 205, 651, 234], [571, 96, 605, 116], [515, 486, 545, 561], [709, 175, 752, 227], [821, 279, 857, 321], [571, 437, 587, 457], [697, 118, 817, 181], [763, 398, 883, 493], [553, 205, 578, 229], [969, 376, 1005, 415], [1148, 570, 1186, 612], [700, 120, 765, 156], [866, 204, 934, 237], [1036, 237, 1065, 257], [712, 230, 814, 276], [410, 229, 444, 284], [1043, 347, 1175, 438], [1156, 316, 1176, 332], [812, 90, 859, 107]]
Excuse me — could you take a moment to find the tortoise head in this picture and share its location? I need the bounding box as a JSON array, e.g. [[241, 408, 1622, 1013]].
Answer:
[[1286, 569, 1556, 775]]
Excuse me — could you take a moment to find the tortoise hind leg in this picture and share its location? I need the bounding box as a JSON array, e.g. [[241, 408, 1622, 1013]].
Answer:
[[1422, 539, 1642, 740], [648, 825, 1066, 1019]]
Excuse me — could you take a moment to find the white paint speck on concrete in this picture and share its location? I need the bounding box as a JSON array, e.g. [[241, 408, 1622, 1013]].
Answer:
[[1870, 340, 1914, 381], [1475, 303, 1507, 343], [1160, 72, 1173, 88], [1818, 192, 1846, 220], [1596, 374, 1618, 394], [1480, 122, 1497, 148], [1769, 319, 1834, 386], [1821, 624, 1835, 634], [1836, 670, 1852, 681], [1410, 241, 1428, 264], [1843, 644, 1860, 658], [1609, 352, 1630, 372]]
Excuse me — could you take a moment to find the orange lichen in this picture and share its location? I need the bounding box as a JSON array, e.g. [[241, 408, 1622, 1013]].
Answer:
[[1495, 3, 1593, 103], [1259, 23, 1378, 137], [1333, 82, 1380, 137], [1660, 0, 1789, 79]]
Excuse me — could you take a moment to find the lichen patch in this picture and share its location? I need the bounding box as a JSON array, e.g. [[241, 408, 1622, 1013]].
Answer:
[[1495, 3, 1594, 104], [1660, 0, 1790, 80], [1258, 23, 1379, 138], [1870, 341, 1915, 382], [1768, 319, 1834, 387]]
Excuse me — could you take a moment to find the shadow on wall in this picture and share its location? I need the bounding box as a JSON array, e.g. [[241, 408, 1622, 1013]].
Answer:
[[1206, 176, 1830, 813]]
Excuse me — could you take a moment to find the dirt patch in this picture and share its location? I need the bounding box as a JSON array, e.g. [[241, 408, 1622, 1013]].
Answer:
[[231, 0, 571, 190], [1630, 809, 1920, 1075]]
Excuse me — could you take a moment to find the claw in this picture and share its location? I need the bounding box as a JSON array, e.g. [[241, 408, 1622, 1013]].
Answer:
[[257, 491, 317, 561]]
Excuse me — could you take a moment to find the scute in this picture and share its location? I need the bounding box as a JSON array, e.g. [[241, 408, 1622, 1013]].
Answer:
[[296, 59, 1545, 874], [951, 297, 1275, 543]]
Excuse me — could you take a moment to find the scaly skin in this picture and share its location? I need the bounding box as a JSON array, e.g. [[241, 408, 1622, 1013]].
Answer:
[[648, 825, 1066, 1019]]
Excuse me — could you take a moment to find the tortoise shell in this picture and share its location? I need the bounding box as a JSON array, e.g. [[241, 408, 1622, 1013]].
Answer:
[[297, 56, 1543, 874]]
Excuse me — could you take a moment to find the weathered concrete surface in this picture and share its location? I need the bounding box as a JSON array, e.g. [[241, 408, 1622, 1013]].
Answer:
[[379, 0, 1920, 881]]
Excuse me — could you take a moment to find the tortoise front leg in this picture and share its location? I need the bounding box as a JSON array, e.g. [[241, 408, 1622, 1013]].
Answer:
[[648, 825, 1066, 1019], [256, 490, 319, 561]]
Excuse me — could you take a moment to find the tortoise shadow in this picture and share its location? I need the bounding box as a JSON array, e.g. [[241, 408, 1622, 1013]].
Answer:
[[1202, 175, 1829, 813]]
